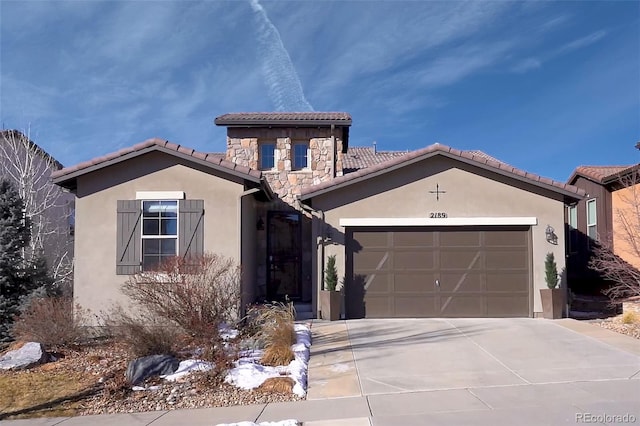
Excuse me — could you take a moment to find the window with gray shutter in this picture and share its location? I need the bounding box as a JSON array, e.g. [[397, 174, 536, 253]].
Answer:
[[116, 200, 142, 275], [179, 199, 204, 259]]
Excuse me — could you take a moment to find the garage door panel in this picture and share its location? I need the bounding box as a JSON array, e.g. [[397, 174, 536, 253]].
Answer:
[[485, 249, 528, 269], [440, 231, 481, 247], [393, 231, 435, 247], [486, 295, 530, 317], [486, 272, 529, 292], [440, 249, 483, 269], [439, 294, 483, 317], [354, 250, 390, 270], [394, 250, 437, 269], [395, 273, 438, 292], [439, 272, 484, 292], [362, 272, 392, 293], [394, 296, 437, 317], [365, 296, 394, 318], [352, 232, 389, 248], [484, 229, 529, 246]]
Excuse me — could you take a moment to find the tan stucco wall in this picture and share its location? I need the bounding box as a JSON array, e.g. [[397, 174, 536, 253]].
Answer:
[[310, 156, 568, 316], [612, 185, 640, 268], [74, 151, 246, 321]]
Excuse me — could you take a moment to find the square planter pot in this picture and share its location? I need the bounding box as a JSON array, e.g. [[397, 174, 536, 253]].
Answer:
[[540, 288, 564, 319], [320, 290, 341, 321]]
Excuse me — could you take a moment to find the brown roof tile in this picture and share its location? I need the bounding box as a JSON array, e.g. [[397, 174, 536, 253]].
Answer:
[[302, 143, 585, 199], [214, 112, 352, 127], [570, 165, 635, 184], [51, 138, 262, 186], [342, 147, 408, 172]]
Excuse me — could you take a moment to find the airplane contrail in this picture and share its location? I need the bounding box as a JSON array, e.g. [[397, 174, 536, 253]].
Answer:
[[249, 0, 314, 111]]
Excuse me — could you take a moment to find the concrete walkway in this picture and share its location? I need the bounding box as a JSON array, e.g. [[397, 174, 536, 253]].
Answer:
[[3, 318, 640, 426]]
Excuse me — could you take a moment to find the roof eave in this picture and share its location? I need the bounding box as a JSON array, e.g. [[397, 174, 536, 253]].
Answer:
[[214, 119, 352, 127], [51, 145, 262, 189], [302, 150, 584, 202]]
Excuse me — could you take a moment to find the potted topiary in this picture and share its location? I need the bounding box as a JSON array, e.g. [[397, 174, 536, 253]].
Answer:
[[320, 255, 341, 321], [540, 252, 564, 319]]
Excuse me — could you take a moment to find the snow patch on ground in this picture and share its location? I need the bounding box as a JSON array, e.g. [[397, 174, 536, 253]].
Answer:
[[162, 359, 213, 382], [216, 420, 298, 426], [330, 363, 350, 373], [225, 323, 312, 397]]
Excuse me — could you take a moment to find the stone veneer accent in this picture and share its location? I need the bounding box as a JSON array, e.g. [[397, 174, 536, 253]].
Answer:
[[226, 127, 345, 204]]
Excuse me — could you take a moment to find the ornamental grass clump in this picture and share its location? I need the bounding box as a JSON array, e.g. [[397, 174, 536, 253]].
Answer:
[[250, 302, 296, 367]]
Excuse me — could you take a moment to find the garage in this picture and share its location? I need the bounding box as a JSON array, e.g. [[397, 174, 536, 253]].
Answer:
[[345, 226, 531, 318]]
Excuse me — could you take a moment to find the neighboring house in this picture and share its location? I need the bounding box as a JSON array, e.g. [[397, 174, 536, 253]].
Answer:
[[0, 130, 75, 287], [566, 165, 640, 294], [52, 112, 584, 320]]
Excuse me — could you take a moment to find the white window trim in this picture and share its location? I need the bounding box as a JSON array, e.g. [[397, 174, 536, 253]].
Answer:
[[136, 191, 185, 200], [292, 142, 311, 170], [140, 200, 179, 271], [586, 198, 597, 239], [567, 205, 577, 229], [339, 217, 538, 227]]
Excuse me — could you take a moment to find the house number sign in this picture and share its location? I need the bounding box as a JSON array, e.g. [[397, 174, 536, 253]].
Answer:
[[430, 212, 448, 218]]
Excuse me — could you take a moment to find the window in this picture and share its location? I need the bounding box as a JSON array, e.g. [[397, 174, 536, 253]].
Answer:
[[293, 143, 309, 170], [568, 205, 577, 252], [586, 199, 597, 240], [141, 200, 178, 271], [116, 199, 204, 275], [260, 143, 275, 170]]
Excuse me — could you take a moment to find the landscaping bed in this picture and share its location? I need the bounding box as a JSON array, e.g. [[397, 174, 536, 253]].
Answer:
[[594, 314, 640, 340]]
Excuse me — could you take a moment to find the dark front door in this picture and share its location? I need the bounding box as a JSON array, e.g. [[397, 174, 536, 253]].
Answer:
[[267, 211, 302, 300]]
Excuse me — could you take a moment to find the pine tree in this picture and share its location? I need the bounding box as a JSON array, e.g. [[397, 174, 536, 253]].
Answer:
[[0, 179, 32, 341], [544, 252, 559, 289], [324, 255, 338, 291]]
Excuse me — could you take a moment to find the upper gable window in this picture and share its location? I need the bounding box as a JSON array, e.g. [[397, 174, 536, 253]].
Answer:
[[586, 199, 597, 240], [293, 143, 309, 170], [260, 143, 276, 170]]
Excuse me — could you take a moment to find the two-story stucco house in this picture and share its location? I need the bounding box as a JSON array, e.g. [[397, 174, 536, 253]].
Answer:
[[566, 164, 640, 296], [52, 112, 584, 319]]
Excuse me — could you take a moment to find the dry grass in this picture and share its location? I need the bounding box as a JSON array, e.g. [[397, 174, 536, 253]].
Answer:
[[258, 376, 295, 394], [249, 302, 297, 367], [0, 367, 96, 419], [621, 311, 640, 324]]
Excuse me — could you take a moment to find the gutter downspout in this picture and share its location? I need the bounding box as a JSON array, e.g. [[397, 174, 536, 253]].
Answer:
[[330, 124, 335, 178], [238, 187, 262, 315], [297, 197, 325, 318]]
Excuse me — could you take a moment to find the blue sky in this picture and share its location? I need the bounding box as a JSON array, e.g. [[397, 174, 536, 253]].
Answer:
[[1, 0, 638, 182]]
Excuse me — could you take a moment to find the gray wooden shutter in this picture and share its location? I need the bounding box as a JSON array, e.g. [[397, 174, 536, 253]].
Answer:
[[179, 199, 204, 259], [116, 200, 142, 275]]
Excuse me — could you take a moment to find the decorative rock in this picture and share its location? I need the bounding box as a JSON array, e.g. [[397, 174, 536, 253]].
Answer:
[[0, 342, 47, 370], [125, 354, 180, 385]]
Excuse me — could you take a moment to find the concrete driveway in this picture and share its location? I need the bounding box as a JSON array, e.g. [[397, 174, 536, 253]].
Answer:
[[343, 318, 640, 425]]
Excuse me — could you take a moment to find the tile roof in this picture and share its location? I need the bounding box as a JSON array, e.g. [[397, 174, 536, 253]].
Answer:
[[569, 165, 636, 184], [214, 112, 352, 126], [301, 143, 585, 200], [51, 138, 262, 188], [343, 147, 408, 172]]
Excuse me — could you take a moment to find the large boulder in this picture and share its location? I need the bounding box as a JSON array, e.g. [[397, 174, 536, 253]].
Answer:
[[0, 342, 47, 370], [125, 354, 179, 385]]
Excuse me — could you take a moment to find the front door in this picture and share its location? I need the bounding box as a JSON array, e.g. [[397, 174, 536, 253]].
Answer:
[[267, 211, 302, 300]]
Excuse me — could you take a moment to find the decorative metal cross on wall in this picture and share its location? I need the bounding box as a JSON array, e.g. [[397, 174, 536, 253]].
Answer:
[[429, 183, 446, 201]]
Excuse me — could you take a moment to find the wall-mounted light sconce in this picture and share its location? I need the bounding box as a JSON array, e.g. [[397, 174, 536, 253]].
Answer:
[[545, 225, 558, 245], [256, 216, 264, 231]]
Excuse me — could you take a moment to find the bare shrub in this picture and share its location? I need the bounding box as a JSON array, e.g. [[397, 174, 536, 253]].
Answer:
[[590, 241, 640, 302], [103, 307, 179, 358], [122, 254, 241, 340], [11, 297, 88, 348], [258, 376, 295, 394], [246, 302, 296, 367]]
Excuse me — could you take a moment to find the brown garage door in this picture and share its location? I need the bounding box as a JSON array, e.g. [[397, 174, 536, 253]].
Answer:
[[345, 226, 531, 318]]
